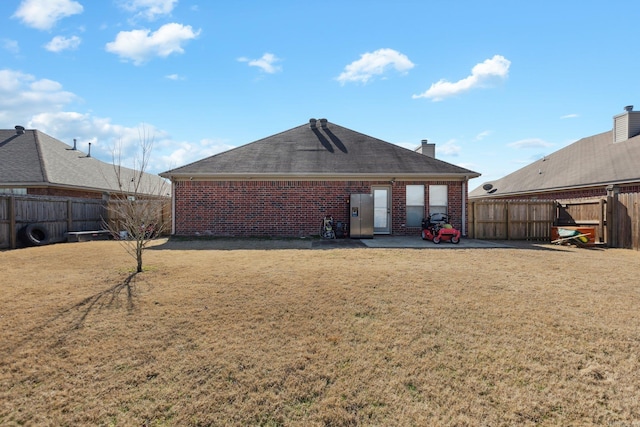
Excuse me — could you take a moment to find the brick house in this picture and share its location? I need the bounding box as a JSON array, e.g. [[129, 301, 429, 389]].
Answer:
[[469, 105, 640, 200], [0, 126, 167, 199], [160, 119, 480, 238]]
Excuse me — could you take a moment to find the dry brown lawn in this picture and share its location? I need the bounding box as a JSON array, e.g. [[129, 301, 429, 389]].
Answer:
[[1, 239, 640, 426]]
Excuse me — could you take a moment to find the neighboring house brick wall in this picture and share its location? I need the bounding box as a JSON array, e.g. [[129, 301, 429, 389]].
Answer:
[[174, 180, 465, 237], [28, 187, 104, 199]]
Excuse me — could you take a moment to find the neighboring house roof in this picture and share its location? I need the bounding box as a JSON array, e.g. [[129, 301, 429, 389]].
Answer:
[[0, 128, 167, 196], [470, 108, 640, 199], [161, 119, 480, 180]]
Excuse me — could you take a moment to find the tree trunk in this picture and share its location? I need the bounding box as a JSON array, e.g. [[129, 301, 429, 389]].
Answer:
[[136, 243, 143, 273]]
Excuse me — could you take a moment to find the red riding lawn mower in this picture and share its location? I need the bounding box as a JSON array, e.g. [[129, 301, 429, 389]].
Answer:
[[421, 213, 461, 244]]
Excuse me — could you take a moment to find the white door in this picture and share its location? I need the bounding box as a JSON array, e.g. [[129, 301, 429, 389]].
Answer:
[[372, 186, 391, 234]]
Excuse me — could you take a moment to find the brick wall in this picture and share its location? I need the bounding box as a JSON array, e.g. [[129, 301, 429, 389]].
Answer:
[[28, 187, 104, 199], [174, 179, 466, 237]]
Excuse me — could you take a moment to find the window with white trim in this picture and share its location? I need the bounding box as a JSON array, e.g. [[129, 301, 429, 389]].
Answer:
[[406, 185, 424, 227], [0, 188, 27, 195], [429, 185, 448, 215]]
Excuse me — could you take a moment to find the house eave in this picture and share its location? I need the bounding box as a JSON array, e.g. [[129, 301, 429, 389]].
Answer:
[[161, 172, 480, 181], [0, 181, 163, 197], [470, 178, 640, 199]]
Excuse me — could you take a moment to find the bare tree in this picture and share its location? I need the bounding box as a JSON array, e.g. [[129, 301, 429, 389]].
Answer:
[[104, 126, 169, 273]]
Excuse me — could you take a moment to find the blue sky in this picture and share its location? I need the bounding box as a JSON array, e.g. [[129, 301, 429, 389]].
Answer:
[[2, 0, 640, 189]]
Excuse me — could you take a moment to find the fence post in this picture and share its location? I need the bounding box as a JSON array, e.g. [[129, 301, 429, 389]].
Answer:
[[599, 198, 605, 243], [468, 201, 475, 238], [634, 195, 640, 250], [606, 185, 619, 247], [527, 202, 531, 240], [67, 199, 73, 232], [505, 201, 510, 240], [9, 196, 16, 249]]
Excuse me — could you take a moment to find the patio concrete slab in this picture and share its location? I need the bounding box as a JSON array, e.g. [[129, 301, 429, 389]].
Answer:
[[154, 236, 519, 250], [359, 236, 513, 249]]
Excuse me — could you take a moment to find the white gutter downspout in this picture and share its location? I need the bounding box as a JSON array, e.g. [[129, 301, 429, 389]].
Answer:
[[171, 179, 176, 235], [462, 176, 468, 236]]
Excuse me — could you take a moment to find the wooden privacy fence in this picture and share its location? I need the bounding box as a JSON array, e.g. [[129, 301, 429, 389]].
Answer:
[[468, 200, 557, 241], [608, 190, 640, 250], [0, 195, 172, 250], [105, 198, 171, 238], [556, 192, 640, 249], [556, 198, 607, 242], [470, 190, 640, 249], [0, 195, 106, 249]]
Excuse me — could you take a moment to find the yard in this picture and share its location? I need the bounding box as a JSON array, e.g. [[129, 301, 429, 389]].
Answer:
[[1, 239, 639, 426]]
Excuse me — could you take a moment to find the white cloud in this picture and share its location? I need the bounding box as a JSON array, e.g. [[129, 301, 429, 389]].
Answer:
[[437, 139, 462, 156], [457, 162, 477, 171], [28, 111, 176, 169], [105, 23, 201, 65], [561, 113, 579, 119], [0, 69, 78, 124], [44, 35, 82, 52], [238, 53, 283, 74], [0, 67, 236, 174], [30, 78, 64, 92], [337, 48, 415, 85], [413, 55, 511, 101], [507, 138, 553, 149], [2, 39, 20, 55], [0, 69, 151, 167], [119, 0, 178, 21], [475, 130, 492, 141], [0, 68, 228, 173], [155, 138, 234, 172], [13, 0, 83, 31], [30, 112, 234, 172], [165, 73, 184, 80]]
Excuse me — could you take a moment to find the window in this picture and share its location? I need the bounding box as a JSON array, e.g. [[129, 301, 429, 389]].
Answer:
[[406, 185, 424, 227], [429, 185, 448, 215], [0, 188, 27, 195]]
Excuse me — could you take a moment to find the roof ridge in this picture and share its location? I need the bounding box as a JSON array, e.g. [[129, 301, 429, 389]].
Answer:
[[32, 130, 49, 183]]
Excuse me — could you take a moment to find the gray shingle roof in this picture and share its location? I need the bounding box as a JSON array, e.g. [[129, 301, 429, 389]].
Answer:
[[470, 130, 640, 198], [0, 128, 167, 195], [161, 120, 480, 179], [0, 130, 46, 183]]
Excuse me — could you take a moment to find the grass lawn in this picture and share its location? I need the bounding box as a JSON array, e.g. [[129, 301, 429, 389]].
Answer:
[[1, 239, 639, 426]]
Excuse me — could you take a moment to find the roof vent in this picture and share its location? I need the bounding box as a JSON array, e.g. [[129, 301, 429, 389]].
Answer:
[[309, 118, 317, 129], [15, 125, 25, 135], [319, 118, 328, 129], [66, 138, 79, 151], [624, 105, 634, 112]]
